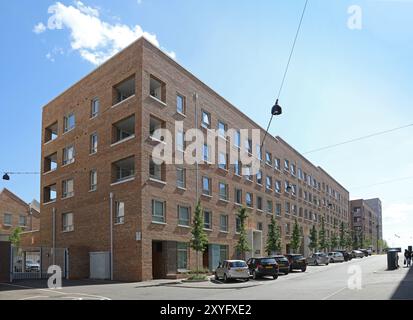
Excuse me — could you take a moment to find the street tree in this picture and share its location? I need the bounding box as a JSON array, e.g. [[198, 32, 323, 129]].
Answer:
[[9, 227, 22, 246], [290, 219, 301, 254], [236, 206, 250, 259], [266, 216, 281, 255], [190, 201, 208, 276], [308, 225, 318, 253], [319, 217, 328, 252], [339, 222, 346, 249]]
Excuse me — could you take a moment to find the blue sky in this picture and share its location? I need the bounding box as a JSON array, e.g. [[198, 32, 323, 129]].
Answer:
[[0, 0, 412, 248]]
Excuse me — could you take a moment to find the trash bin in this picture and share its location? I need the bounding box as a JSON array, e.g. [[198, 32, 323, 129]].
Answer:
[[387, 249, 399, 270]]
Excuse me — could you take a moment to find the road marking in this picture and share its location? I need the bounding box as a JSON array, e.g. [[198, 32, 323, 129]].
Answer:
[[19, 295, 50, 300], [0, 283, 111, 300], [322, 287, 347, 300]]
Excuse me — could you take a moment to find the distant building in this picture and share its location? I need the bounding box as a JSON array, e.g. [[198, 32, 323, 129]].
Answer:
[[350, 199, 380, 252], [365, 198, 383, 249], [0, 188, 40, 241]]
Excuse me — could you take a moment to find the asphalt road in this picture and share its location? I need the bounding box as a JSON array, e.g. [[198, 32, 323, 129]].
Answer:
[[0, 254, 412, 300]]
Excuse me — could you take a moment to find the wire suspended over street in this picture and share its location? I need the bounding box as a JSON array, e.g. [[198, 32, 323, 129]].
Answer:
[[260, 0, 309, 151]]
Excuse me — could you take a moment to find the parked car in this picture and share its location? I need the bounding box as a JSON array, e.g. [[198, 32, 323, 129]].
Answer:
[[336, 250, 352, 261], [359, 249, 369, 257], [327, 252, 345, 263], [247, 257, 279, 280], [285, 254, 307, 272], [307, 252, 329, 266], [214, 260, 250, 282], [352, 250, 365, 258], [271, 255, 290, 274], [25, 260, 40, 272], [366, 248, 373, 256]]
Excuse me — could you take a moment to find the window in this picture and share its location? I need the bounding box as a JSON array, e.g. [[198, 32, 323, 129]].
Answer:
[[286, 223, 291, 235], [220, 245, 228, 261], [150, 158, 164, 181], [204, 210, 212, 230], [220, 214, 228, 232], [64, 113, 75, 133], [256, 170, 263, 185], [285, 201, 291, 214], [234, 161, 241, 176], [44, 122, 58, 143], [234, 130, 241, 148], [113, 115, 135, 143], [244, 165, 253, 181], [218, 121, 227, 138], [299, 207, 303, 217], [112, 156, 135, 183], [298, 168, 303, 180], [176, 167, 186, 189], [219, 182, 228, 201], [275, 180, 281, 194], [257, 196, 263, 210], [19, 215, 27, 227], [152, 200, 165, 223], [149, 116, 165, 141], [62, 213, 74, 232], [256, 144, 262, 161], [177, 243, 188, 271], [292, 204, 297, 215], [276, 203, 282, 216], [201, 110, 211, 129], [62, 179, 74, 198], [43, 184, 57, 203], [115, 201, 125, 224], [292, 184, 297, 196], [274, 158, 281, 170], [63, 145, 75, 165], [218, 152, 228, 170], [290, 163, 296, 176], [3, 213, 12, 226], [176, 94, 186, 114], [236, 217, 241, 233], [114, 76, 136, 104], [265, 151, 272, 166], [245, 138, 252, 154], [266, 200, 273, 213], [90, 133, 98, 154], [284, 159, 290, 171], [246, 192, 253, 208], [91, 98, 99, 118], [266, 176, 272, 190], [285, 181, 290, 193], [44, 152, 57, 173], [149, 76, 165, 103], [203, 144, 211, 163], [90, 170, 97, 191], [202, 176, 211, 196], [178, 206, 190, 226], [235, 188, 242, 204], [176, 129, 185, 152], [257, 222, 263, 231]]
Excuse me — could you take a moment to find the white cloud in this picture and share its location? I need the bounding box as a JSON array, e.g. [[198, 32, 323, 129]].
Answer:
[[36, 1, 175, 65], [137, 0, 143, 4], [33, 22, 46, 34]]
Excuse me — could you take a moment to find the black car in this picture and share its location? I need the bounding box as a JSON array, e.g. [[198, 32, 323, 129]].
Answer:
[[247, 257, 279, 280], [336, 250, 352, 261], [272, 255, 290, 275], [285, 254, 307, 272]]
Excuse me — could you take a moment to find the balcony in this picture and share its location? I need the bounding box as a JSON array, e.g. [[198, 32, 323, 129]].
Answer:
[[112, 115, 135, 146], [44, 122, 58, 144], [43, 152, 57, 173], [43, 184, 57, 204], [112, 156, 135, 184], [113, 76, 135, 107]]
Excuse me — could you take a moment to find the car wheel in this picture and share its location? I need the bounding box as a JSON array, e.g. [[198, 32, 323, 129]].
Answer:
[[326, 262, 329, 265], [284, 270, 289, 275], [245, 278, 249, 282], [315, 260, 319, 266], [224, 274, 228, 283], [301, 267, 306, 272], [214, 272, 219, 280], [273, 274, 278, 280], [330, 259, 334, 263]]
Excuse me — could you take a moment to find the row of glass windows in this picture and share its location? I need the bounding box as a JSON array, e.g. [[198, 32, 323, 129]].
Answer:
[[2, 213, 27, 227]]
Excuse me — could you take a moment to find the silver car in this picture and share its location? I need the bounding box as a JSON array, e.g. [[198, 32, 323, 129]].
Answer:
[[307, 252, 329, 266], [328, 252, 345, 263], [352, 250, 365, 258], [214, 260, 250, 282]]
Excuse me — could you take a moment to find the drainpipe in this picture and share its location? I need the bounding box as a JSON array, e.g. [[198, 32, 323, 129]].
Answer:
[[52, 207, 56, 265], [194, 92, 199, 201], [110, 192, 114, 281]]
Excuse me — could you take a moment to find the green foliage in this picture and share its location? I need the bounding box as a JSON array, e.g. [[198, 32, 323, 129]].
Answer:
[[330, 232, 338, 250], [318, 218, 328, 251], [236, 206, 251, 258], [339, 222, 346, 248], [191, 201, 209, 274], [308, 225, 318, 252], [266, 216, 281, 255], [290, 219, 301, 253], [9, 227, 22, 246]]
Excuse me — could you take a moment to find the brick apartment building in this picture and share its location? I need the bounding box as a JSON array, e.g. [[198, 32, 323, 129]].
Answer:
[[350, 199, 380, 252], [0, 188, 40, 241], [40, 37, 350, 282]]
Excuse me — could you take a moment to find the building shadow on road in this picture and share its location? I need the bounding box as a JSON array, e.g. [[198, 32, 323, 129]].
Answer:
[[391, 266, 413, 300]]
